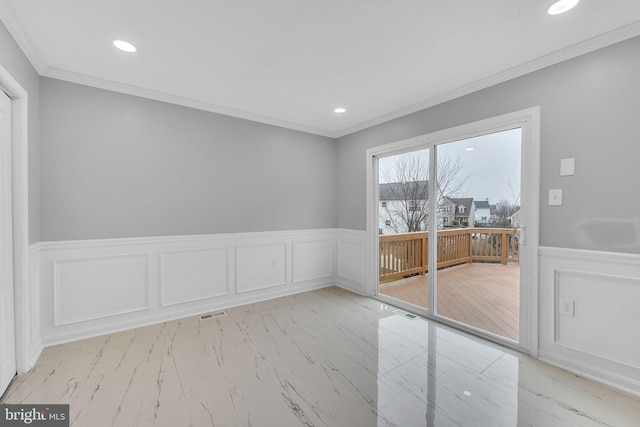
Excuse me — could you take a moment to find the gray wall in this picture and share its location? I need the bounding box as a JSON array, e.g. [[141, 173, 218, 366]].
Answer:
[[6, 18, 640, 250], [40, 78, 336, 241], [336, 36, 640, 253], [0, 19, 40, 243]]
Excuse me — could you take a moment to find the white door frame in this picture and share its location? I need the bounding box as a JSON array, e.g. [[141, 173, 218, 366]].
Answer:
[[0, 63, 32, 374], [366, 107, 540, 355]]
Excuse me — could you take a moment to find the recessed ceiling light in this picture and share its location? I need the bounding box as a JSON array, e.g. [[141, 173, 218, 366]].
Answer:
[[465, 147, 475, 151], [548, 0, 579, 15], [334, 107, 347, 114], [113, 40, 137, 53]]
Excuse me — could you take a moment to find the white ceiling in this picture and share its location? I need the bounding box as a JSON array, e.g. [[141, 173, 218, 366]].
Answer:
[[1, 1, 640, 138]]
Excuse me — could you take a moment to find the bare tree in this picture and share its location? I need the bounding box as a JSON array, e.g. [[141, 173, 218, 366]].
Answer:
[[493, 199, 519, 227], [379, 152, 468, 233], [380, 154, 429, 233], [489, 176, 520, 227], [506, 176, 521, 206]]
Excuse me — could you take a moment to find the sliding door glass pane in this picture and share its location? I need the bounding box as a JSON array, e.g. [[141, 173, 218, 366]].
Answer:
[[378, 148, 430, 309], [434, 129, 521, 341]]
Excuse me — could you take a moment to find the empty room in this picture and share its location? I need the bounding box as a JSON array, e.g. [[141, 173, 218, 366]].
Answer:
[[1, 1, 640, 426]]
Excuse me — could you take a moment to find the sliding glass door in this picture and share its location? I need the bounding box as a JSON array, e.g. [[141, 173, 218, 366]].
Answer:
[[370, 109, 538, 351]]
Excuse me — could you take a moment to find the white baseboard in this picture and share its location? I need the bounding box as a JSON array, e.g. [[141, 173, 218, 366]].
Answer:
[[539, 246, 640, 396], [334, 278, 366, 296], [31, 228, 367, 348], [26, 339, 42, 371]]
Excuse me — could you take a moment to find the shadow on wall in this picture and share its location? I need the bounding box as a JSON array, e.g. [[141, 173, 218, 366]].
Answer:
[[573, 218, 640, 253]]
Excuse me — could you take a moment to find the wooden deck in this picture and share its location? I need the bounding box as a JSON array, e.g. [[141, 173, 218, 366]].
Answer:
[[379, 263, 519, 341]]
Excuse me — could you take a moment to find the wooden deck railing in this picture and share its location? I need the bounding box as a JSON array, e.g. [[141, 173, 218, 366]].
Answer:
[[379, 228, 520, 281]]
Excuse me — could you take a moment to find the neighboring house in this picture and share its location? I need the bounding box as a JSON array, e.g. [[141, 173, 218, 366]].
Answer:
[[474, 199, 491, 226], [440, 200, 455, 228], [509, 210, 521, 228], [379, 181, 429, 234], [380, 186, 475, 232], [450, 198, 475, 227], [379, 181, 476, 232], [442, 197, 475, 228]]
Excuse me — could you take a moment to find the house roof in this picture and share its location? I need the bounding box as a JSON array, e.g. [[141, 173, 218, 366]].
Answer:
[[447, 198, 474, 217], [379, 181, 428, 201], [474, 200, 490, 209]]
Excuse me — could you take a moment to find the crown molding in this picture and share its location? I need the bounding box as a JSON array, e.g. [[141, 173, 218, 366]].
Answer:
[[2, 2, 639, 140], [333, 20, 640, 139], [41, 67, 337, 138], [0, 2, 46, 73]]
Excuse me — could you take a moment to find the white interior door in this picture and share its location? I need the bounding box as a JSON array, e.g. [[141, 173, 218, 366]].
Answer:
[[0, 89, 15, 395]]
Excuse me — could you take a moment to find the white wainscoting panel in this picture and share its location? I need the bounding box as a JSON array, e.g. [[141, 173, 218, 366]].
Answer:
[[161, 247, 229, 306], [292, 239, 332, 283], [554, 269, 640, 367], [35, 229, 340, 346], [236, 243, 287, 293], [539, 246, 640, 396], [54, 254, 150, 325], [335, 230, 366, 295]]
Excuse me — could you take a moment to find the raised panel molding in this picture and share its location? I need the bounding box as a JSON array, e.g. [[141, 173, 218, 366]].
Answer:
[[236, 243, 288, 293], [338, 239, 363, 283], [160, 247, 229, 307], [553, 268, 640, 370], [292, 239, 332, 283], [539, 246, 640, 396], [54, 254, 150, 325], [36, 229, 345, 347], [335, 230, 367, 295]]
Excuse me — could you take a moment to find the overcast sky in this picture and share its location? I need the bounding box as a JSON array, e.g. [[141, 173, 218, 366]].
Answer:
[[379, 128, 521, 205]]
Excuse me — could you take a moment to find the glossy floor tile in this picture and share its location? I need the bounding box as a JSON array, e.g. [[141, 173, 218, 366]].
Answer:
[[2, 286, 640, 426]]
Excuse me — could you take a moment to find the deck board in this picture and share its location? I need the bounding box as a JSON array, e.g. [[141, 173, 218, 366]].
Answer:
[[379, 263, 519, 341]]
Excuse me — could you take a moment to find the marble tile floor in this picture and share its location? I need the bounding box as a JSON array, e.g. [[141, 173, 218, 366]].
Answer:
[[2, 286, 640, 426]]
